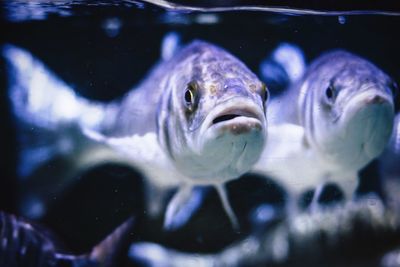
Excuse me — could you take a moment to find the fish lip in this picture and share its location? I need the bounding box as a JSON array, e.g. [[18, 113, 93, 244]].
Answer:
[[211, 107, 261, 125], [338, 89, 393, 123], [347, 89, 393, 108], [202, 98, 266, 133]]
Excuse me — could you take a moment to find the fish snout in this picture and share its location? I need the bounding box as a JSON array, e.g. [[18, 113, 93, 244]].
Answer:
[[222, 84, 252, 99], [346, 88, 394, 111], [211, 99, 265, 125], [200, 97, 266, 139], [364, 94, 389, 105]]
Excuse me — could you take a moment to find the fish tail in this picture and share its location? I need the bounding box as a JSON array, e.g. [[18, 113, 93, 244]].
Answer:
[[2, 44, 110, 178]]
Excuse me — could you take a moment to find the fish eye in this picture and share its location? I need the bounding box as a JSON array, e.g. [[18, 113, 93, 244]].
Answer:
[[261, 83, 269, 103], [325, 85, 335, 100], [184, 82, 197, 111], [184, 89, 194, 104]]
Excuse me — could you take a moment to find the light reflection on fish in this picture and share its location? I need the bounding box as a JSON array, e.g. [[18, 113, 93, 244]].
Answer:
[[254, 47, 395, 210], [3, 41, 268, 230]]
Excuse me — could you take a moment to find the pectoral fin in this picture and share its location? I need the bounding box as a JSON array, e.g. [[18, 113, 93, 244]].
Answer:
[[83, 129, 171, 172], [215, 184, 239, 231], [163, 185, 206, 231]]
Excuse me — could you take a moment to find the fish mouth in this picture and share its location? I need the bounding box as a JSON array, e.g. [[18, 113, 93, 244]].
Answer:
[[361, 106, 394, 158], [203, 99, 266, 135], [339, 89, 394, 124], [212, 107, 261, 125], [334, 89, 394, 166]]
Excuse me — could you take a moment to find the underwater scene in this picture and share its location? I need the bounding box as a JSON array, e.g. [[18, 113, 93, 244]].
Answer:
[[1, 1, 400, 266]]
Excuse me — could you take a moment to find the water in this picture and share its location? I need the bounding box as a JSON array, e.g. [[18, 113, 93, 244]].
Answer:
[[0, 1, 400, 266]]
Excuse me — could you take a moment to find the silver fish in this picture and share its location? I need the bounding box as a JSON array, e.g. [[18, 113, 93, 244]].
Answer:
[[4, 41, 268, 230], [254, 48, 395, 210]]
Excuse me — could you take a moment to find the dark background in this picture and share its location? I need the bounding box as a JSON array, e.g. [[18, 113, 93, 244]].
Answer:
[[0, 0, 399, 256]]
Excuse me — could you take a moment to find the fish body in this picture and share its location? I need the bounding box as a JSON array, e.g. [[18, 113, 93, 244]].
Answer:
[[254, 48, 395, 208], [4, 41, 268, 229]]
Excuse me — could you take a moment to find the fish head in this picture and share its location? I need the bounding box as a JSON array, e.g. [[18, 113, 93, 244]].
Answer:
[[158, 41, 268, 182], [300, 51, 395, 170]]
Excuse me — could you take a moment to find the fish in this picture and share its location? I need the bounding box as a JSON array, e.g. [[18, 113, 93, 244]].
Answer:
[[3, 40, 268, 230], [253, 47, 396, 210], [0, 211, 135, 267]]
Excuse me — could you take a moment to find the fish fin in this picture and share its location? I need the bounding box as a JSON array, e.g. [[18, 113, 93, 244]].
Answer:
[[89, 217, 136, 267], [129, 242, 170, 266], [2, 44, 111, 178], [2, 45, 124, 219], [309, 183, 325, 212], [129, 241, 213, 266], [271, 42, 306, 83], [84, 129, 184, 216], [260, 43, 306, 94], [83, 130, 171, 171], [215, 183, 239, 231], [260, 56, 290, 94], [163, 185, 206, 231], [161, 31, 181, 61]]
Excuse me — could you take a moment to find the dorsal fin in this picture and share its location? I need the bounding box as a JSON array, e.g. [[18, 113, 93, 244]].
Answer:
[[260, 43, 306, 94], [161, 32, 181, 61], [89, 217, 136, 267], [271, 43, 306, 83]]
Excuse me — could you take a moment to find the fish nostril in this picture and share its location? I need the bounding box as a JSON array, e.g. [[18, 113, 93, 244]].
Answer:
[[212, 114, 241, 124], [366, 95, 385, 104], [224, 84, 247, 95]]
